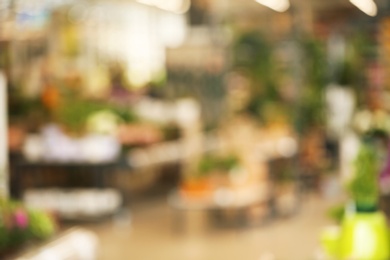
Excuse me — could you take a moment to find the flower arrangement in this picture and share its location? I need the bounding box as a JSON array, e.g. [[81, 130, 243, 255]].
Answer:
[[0, 199, 56, 254]]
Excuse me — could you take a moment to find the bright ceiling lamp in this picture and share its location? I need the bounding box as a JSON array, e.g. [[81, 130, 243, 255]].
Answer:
[[350, 0, 377, 16], [137, 0, 191, 14], [255, 0, 290, 12]]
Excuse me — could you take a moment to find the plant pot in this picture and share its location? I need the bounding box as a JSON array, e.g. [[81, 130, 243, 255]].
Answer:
[[322, 211, 390, 259], [340, 211, 390, 259]]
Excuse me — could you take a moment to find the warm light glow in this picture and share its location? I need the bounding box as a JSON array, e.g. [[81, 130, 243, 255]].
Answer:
[[137, 0, 191, 14], [350, 0, 377, 16], [255, 0, 290, 12]]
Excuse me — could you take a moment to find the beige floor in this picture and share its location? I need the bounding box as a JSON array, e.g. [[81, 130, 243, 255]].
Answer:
[[79, 193, 337, 260]]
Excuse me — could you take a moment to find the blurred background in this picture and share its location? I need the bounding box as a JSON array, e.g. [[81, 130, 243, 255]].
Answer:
[[1, 0, 390, 259]]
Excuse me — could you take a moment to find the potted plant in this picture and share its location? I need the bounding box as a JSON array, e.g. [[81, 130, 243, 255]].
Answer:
[[0, 199, 56, 258], [180, 154, 240, 199], [321, 140, 390, 259]]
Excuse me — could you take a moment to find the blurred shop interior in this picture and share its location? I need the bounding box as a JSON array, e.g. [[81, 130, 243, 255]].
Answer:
[[1, 0, 390, 259]]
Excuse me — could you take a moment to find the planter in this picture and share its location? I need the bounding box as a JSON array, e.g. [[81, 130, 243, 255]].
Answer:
[[321, 210, 390, 260]]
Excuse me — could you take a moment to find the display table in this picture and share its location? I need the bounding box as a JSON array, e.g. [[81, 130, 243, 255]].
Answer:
[[166, 121, 299, 231]]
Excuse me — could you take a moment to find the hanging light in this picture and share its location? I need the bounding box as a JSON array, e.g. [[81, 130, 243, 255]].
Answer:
[[254, 0, 290, 12], [350, 0, 377, 16]]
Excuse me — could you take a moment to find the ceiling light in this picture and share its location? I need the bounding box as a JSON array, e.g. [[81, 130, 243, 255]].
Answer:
[[350, 0, 377, 16], [255, 0, 290, 12], [137, 0, 191, 14]]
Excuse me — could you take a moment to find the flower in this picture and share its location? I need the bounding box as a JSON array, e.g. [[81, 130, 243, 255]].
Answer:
[[0, 199, 56, 250], [14, 209, 29, 229]]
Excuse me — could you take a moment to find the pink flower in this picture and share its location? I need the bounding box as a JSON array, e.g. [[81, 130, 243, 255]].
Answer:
[[14, 209, 29, 229]]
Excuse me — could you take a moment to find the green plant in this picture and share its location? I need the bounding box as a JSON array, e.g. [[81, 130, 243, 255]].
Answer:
[[0, 199, 56, 253], [232, 31, 291, 124], [55, 99, 137, 134], [198, 154, 240, 177], [349, 141, 380, 212], [327, 203, 345, 224], [296, 37, 327, 134]]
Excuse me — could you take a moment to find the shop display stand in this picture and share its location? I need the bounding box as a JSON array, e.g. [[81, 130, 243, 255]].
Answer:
[[10, 153, 123, 221], [166, 126, 300, 231], [11, 157, 117, 198]]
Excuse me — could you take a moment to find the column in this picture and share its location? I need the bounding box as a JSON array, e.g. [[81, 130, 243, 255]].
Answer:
[[0, 71, 8, 198]]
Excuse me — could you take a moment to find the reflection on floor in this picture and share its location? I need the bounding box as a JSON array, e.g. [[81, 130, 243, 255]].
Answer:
[[77, 194, 334, 260]]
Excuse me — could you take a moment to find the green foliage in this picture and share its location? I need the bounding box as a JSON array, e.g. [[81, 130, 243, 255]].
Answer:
[[327, 203, 345, 224], [349, 32, 377, 107], [0, 199, 56, 251], [198, 156, 216, 176], [198, 154, 240, 176], [328, 31, 376, 107], [302, 38, 327, 90], [349, 142, 380, 211], [55, 99, 137, 133], [111, 105, 138, 124], [296, 37, 327, 133], [233, 32, 274, 89], [28, 210, 56, 239], [232, 31, 292, 124], [8, 88, 49, 126]]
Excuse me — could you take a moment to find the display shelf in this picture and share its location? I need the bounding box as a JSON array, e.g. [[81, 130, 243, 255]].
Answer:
[[9, 152, 125, 221], [23, 188, 122, 221], [10, 153, 118, 199]]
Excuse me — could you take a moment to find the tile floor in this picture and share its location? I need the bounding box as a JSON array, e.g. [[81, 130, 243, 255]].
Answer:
[[76, 193, 337, 260]]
